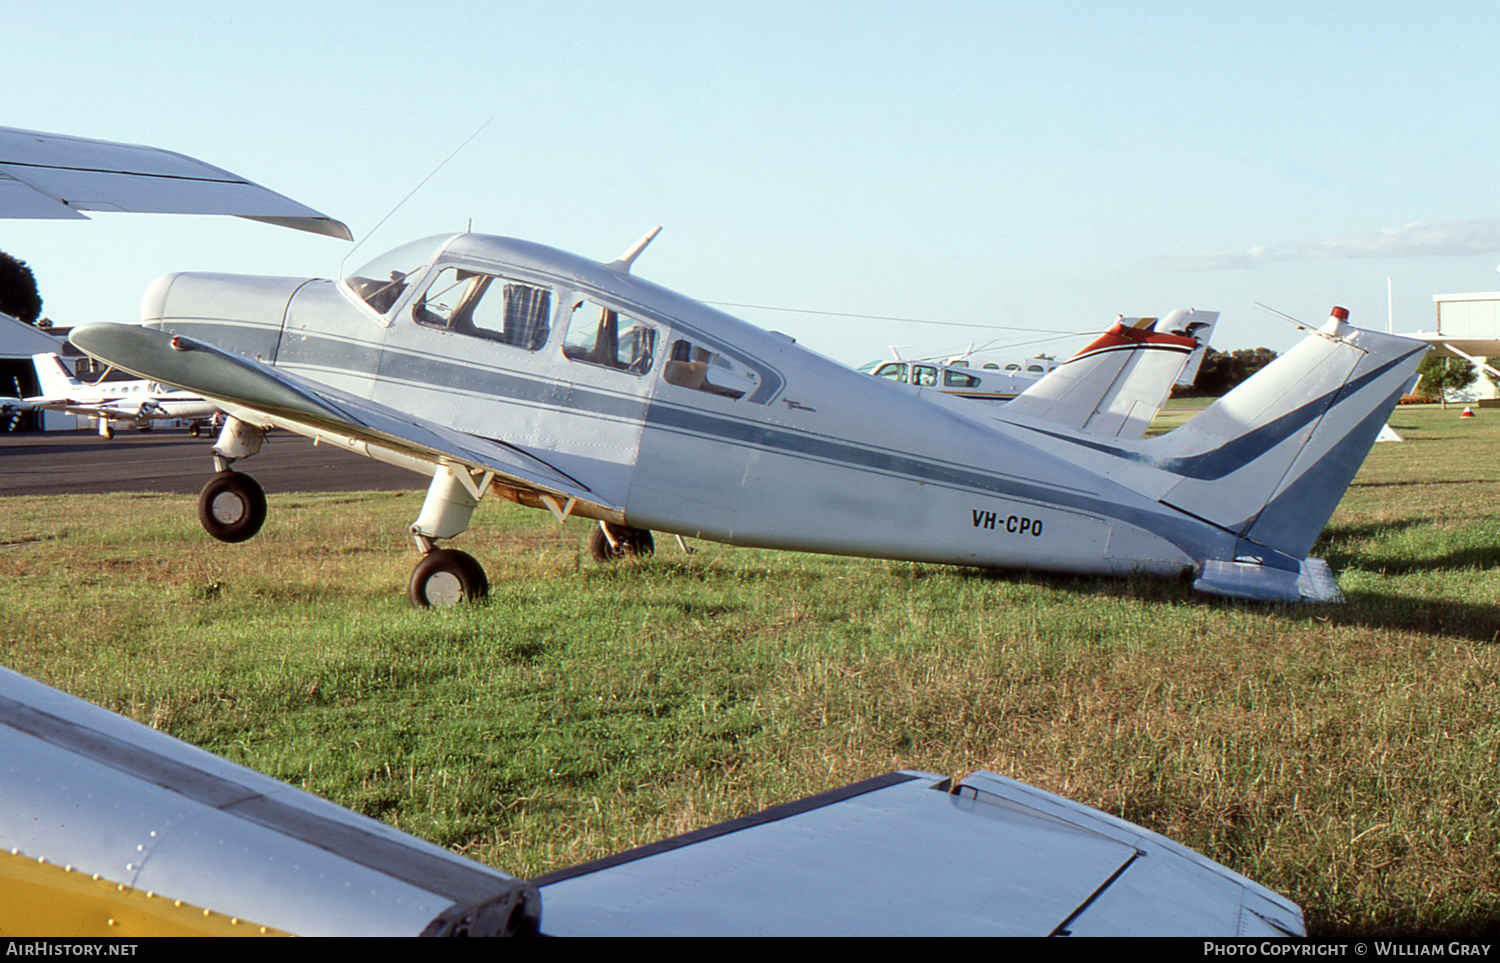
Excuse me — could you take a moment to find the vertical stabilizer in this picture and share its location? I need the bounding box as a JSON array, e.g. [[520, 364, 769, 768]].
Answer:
[[1003, 311, 1216, 439], [30, 353, 82, 399], [1151, 308, 1426, 562]]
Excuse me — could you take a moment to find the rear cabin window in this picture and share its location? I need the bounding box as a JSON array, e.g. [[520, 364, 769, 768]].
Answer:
[[563, 297, 657, 375], [944, 371, 981, 388], [411, 267, 551, 351], [662, 339, 759, 400]]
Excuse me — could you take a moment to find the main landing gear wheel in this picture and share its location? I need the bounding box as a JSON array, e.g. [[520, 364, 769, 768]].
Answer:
[[589, 523, 655, 561], [197, 471, 268, 544], [408, 549, 489, 607]]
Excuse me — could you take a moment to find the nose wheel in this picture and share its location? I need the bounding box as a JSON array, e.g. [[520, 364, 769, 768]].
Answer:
[[408, 548, 489, 607], [198, 471, 268, 543]]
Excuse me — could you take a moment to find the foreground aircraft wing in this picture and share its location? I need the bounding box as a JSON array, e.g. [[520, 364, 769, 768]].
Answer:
[[68, 322, 613, 518], [0, 666, 1305, 936], [535, 769, 1303, 936], [0, 126, 351, 239]]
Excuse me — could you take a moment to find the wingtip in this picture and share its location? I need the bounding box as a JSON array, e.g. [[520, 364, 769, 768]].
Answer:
[[240, 215, 354, 241]]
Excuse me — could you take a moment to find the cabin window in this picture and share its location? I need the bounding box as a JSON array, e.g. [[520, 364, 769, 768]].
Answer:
[[873, 362, 906, 381], [912, 365, 938, 386], [944, 371, 980, 388], [1004, 363, 1021, 372], [412, 267, 551, 350], [1027, 364, 1046, 373], [563, 297, 657, 374], [662, 339, 758, 400]]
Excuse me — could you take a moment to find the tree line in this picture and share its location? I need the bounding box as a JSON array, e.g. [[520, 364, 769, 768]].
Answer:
[[1175, 346, 1279, 397]]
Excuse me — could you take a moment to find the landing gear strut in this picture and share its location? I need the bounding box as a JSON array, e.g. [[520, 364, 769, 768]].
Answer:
[[196, 417, 269, 543], [405, 464, 494, 607], [589, 522, 655, 561]]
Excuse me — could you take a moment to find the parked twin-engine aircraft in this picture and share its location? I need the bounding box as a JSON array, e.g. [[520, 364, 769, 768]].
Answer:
[[23, 352, 219, 437], [70, 230, 1425, 606], [0, 665, 1305, 936]]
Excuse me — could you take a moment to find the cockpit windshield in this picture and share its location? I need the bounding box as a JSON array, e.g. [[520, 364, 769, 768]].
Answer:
[[342, 235, 456, 315]]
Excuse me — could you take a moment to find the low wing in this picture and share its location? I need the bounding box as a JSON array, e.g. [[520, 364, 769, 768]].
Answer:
[[0, 125, 351, 240], [68, 322, 617, 520], [0, 665, 1304, 936]]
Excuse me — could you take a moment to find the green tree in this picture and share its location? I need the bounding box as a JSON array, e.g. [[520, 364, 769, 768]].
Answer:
[[0, 251, 43, 325], [1179, 346, 1279, 397], [1415, 354, 1477, 409]]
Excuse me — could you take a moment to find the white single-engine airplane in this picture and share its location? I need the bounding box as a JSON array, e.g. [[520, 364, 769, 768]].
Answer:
[[68, 230, 1425, 606], [22, 351, 219, 437]]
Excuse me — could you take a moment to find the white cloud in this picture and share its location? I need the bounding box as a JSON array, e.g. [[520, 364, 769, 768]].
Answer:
[[1164, 218, 1500, 271]]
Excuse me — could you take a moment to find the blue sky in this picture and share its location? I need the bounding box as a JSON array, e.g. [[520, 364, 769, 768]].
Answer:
[[6, 0, 1500, 365]]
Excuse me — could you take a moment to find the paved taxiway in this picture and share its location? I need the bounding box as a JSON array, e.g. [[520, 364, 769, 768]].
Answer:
[[0, 429, 419, 496]]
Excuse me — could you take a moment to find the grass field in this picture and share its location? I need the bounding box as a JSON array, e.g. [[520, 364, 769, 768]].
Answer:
[[3, 404, 1499, 936]]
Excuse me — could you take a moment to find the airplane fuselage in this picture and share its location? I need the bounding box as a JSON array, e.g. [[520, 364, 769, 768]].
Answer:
[[136, 234, 1246, 583]]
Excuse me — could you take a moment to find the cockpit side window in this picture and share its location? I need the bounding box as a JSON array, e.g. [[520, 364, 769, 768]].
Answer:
[[412, 267, 551, 351], [912, 365, 938, 386], [563, 297, 657, 375], [662, 339, 758, 400], [873, 363, 906, 381]]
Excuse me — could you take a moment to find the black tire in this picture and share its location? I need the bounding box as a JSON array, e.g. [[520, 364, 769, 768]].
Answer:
[[101, 424, 114, 440], [588, 523, 655, 561], [408, 549, 489, 607], [197, 471, 268, 544], [189, 423, 202, 438]]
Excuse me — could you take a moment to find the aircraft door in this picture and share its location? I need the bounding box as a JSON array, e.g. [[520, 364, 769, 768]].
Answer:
[[630, 333, 758, 540]]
